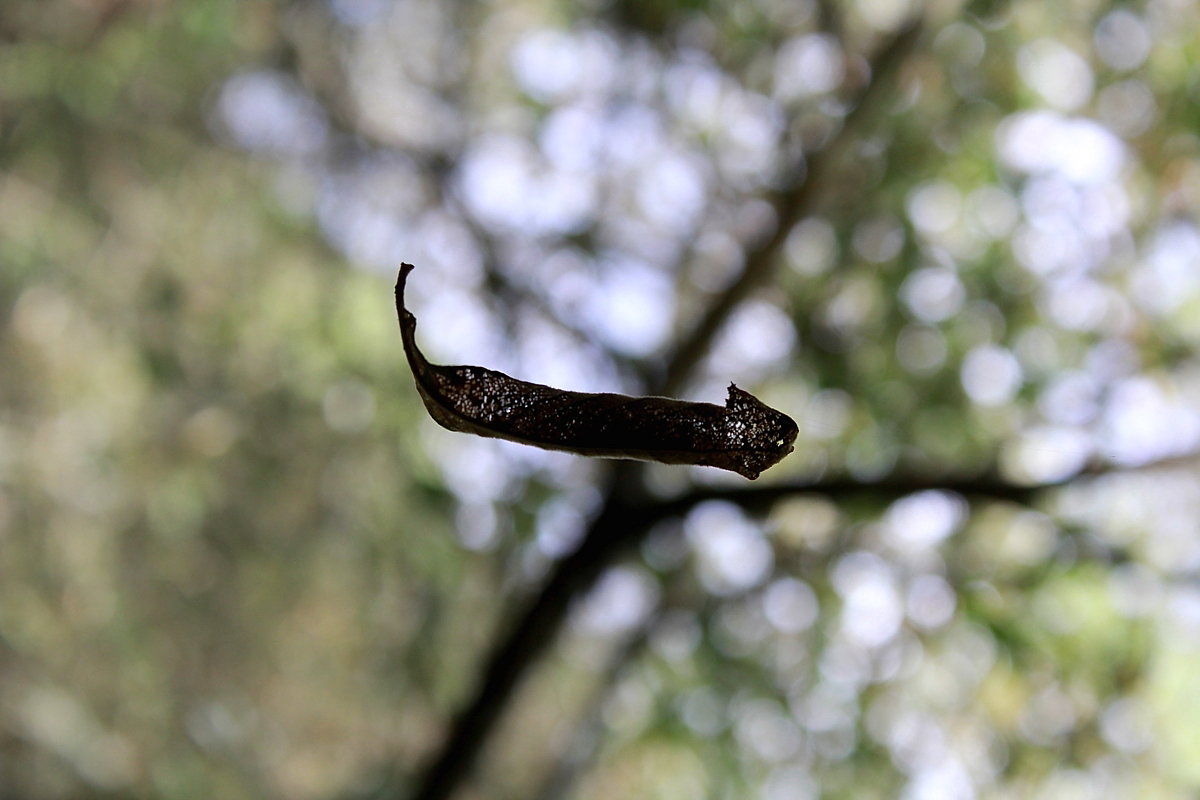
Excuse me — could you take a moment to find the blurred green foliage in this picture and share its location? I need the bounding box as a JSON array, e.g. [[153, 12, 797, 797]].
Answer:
[[0, 2, 482, 796], [2, 1, 1200, 799]]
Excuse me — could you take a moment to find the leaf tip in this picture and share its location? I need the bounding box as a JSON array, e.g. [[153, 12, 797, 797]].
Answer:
[[396, 263, 418, 318], [396, 262, 415, 294]]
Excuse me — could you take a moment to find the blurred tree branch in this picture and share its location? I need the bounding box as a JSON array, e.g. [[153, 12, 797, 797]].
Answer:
[[612, 451, 1200, 530], [530, 602, 663, 800], [531, 450, 1198, 800], [9, 0, 1198, 796], [404, 19, 929, 800], [655, 18, 923, 396], [405, 445, 1196, 799], [387, 9, 1195, 800]]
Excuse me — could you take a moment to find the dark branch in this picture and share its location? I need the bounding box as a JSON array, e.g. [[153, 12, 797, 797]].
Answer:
[[406, 439, 1198, 800], [404, 20, 926, 800], [628, 449, 1200, 527], [405, 465, 647, 800], [631, 471, 1052, 526]]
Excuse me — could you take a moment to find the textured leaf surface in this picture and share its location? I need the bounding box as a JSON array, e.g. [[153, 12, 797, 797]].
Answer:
[[396, 264, 797, 479]]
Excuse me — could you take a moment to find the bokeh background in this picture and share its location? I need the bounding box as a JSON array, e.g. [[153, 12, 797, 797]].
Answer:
[[2, 0, 1200, 797]]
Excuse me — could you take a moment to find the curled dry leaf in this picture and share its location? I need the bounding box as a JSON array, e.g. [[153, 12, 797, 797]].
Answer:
[[395, 263, 797, 479]]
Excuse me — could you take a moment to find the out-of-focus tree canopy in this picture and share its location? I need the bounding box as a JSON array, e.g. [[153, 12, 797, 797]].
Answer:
[[2, 0, 1199, 798]]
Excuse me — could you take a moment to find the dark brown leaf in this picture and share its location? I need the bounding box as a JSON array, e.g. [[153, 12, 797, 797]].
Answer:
[[396, 263, 797, 479]]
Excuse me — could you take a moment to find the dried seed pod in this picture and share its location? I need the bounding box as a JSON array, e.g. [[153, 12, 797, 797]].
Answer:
[[396, 263, 797, 479]]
